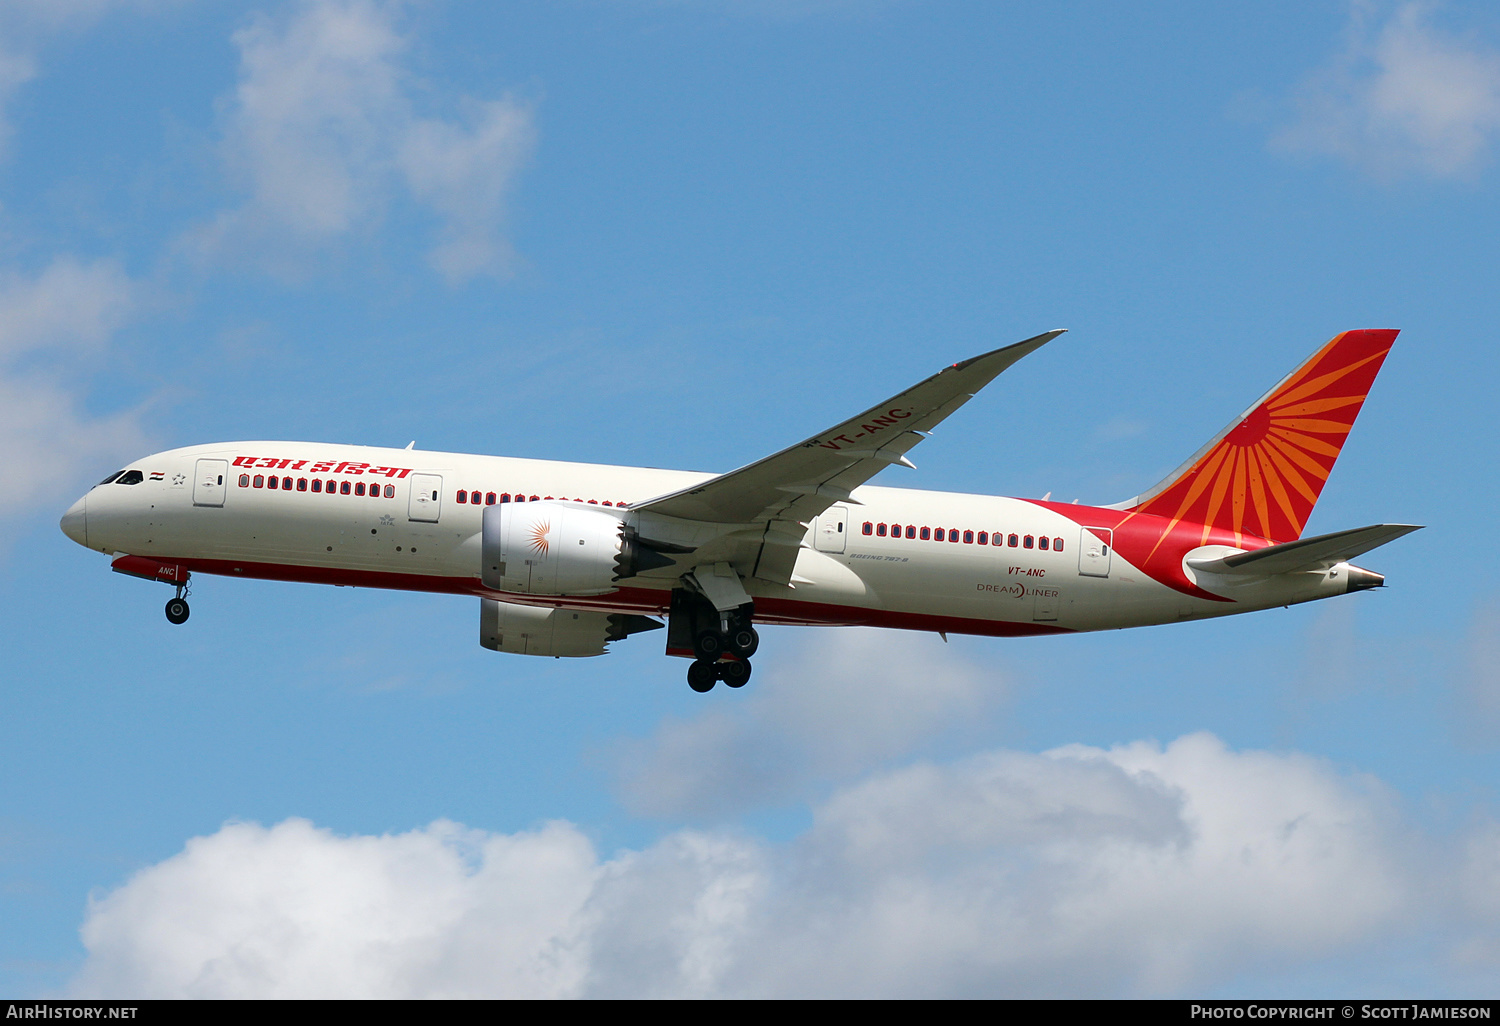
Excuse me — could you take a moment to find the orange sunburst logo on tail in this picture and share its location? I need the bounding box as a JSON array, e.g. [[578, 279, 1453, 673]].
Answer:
[[528, 520, 552, 555], [1126, 329, 1398, 546]]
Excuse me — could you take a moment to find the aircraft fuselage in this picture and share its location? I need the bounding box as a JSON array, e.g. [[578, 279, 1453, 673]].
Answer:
[[62, 440, 1361, 640]]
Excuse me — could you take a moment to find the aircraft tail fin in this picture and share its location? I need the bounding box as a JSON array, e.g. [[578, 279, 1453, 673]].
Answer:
[[1112, 329, 1398, 545]]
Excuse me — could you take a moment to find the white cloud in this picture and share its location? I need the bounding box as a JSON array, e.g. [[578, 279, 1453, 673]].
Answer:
[[740, 734, 1414, 997], [0, 257, 149, 519], [1275, 2, 1500, 180], [0, 1, 175, 162], [1459, 599, 1500, 738], [613, 629, 1008, 817], [198, 0, 534, 282], [397, 98, 534, 282], [0, 50, 37, 162], [67, 732, 1469, 998], [0, 257, 137, 360]]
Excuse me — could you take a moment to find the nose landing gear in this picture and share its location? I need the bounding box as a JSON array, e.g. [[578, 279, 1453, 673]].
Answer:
[[110, 555, 194, 625], [164, 578, 191, 625]]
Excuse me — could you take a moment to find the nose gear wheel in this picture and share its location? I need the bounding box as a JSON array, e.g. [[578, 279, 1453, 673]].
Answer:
[[164, 575, 192, 625]]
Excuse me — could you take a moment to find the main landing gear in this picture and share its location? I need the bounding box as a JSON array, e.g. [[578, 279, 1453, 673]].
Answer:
[[686, 654, 753, 693], [684, 605, 758, 693]]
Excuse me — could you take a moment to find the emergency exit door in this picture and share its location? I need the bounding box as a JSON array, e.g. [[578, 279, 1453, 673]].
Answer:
[[192, 459, 228, 507], [408, 474, 443, 523], [1078, 527, 1112, 578], [815, 506, 848, 554]]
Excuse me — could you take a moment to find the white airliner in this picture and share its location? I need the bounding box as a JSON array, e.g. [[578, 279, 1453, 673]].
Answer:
[[60, 328, 1419, 692]]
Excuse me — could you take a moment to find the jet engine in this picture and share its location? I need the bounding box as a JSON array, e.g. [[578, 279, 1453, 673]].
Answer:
[[480, 599, 662, 658], [480, 500, 676, 596]]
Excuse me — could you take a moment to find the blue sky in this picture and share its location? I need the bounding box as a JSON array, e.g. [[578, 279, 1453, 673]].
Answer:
[[2, 0, 1499, 998]]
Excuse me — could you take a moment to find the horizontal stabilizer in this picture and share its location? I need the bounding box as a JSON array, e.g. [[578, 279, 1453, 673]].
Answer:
[[1186, 523, 1422, 576]]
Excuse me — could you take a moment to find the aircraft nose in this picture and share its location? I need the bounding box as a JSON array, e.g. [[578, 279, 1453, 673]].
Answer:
[[60, 495, 87, 548]]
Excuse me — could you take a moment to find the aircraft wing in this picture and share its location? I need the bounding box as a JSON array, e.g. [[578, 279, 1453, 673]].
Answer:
[[1186, 523, 1423, 576], [632, 329, 1064, 582]]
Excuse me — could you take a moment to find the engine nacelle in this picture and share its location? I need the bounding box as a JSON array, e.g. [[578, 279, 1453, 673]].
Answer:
[[480, 599, 662, 658], [481, 500, 623, 596], [481, 500, 675, 596]]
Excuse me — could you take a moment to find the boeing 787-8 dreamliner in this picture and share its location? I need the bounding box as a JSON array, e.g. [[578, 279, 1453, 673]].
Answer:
[[60, 328, 1418, 692]]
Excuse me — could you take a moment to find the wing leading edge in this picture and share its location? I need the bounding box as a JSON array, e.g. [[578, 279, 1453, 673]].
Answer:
[[633, 329, 1065, 584]]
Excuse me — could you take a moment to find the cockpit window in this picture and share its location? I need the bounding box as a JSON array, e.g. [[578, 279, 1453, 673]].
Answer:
[[96, 470, 126, 487], [115, 470, 144, 485]]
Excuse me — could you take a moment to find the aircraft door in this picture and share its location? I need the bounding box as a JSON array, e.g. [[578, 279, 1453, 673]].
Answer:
[[192, 459, 228, 507], [1078, 527, 1112, 578], [408, 473, 443, 523], [814, 505, 848, 554]]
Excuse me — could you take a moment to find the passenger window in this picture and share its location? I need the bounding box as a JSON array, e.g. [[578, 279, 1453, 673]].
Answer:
[[906, 526, 915, 539], [282, 477, 292, 489], [341, 481, 351, 494], [471, 491, 481, 505], [326, 480, 337, 494], [486, 493, 496, 505], [253, 475, 264, 488], [933, 527, 943, 540], [266, 476, 278, 490], [1039, 536, 1049, 550], [355, 482, 366, 496], [978, 532, 988, 545], [1008, 534, 1019, 547], [862, 522, 873, 535], [1054, 537, 1064, 551], [920, 527, 930, 540], [457, 491, 467, 503], [1024, 535, 1034, 549], [501, 493, 511, 503], [370, 487, 380, 499], [385, 485, 395, 498], [239, 474, 250, 488], [877, 524, 887, 537], [312, 479, 322, 492], [297, 478, 308, 492]]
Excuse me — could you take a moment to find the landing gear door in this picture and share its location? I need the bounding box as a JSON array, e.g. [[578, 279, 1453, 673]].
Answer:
[[409, 473, 443, 523], [192, 459, 228, 507], [1079, 527, 1112, 578], [814, 505, 848, 554]]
